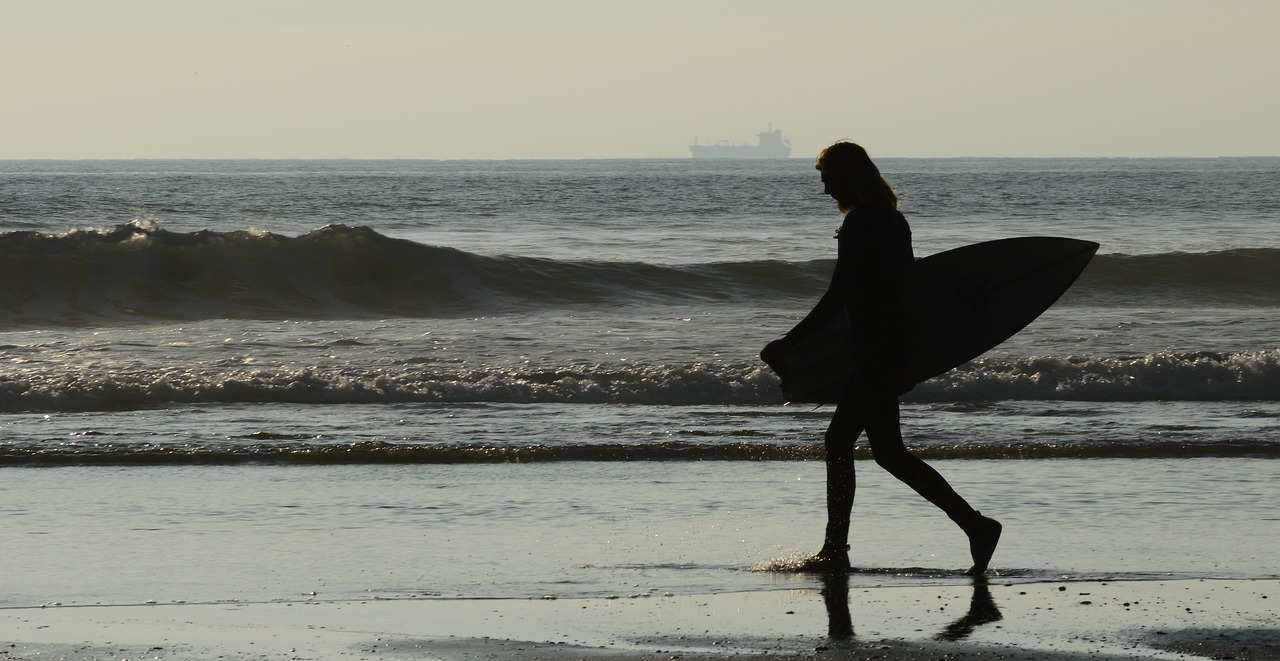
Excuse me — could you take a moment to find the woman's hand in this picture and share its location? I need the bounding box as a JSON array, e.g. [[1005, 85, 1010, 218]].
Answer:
[[760, 336, 791, 364]]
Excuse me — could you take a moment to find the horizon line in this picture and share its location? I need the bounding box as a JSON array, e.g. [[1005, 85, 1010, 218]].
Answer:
[[3, 155, 1279, 162]]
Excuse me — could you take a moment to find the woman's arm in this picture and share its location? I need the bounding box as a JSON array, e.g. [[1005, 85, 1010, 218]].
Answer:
[[759, 223, 853, 363]]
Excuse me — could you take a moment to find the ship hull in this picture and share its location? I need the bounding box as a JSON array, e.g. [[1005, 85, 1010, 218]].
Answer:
[[688, 145, 791, 159]]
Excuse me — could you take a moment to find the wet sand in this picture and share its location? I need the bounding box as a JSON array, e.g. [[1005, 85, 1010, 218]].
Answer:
[[3, 578, 1276, 660]]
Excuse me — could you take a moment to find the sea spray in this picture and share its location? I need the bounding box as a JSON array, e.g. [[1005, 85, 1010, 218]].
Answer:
[[3, 349, 1277, 413]]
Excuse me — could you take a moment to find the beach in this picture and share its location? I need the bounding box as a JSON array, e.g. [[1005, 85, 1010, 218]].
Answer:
[[4, 579, 1277, 660], [2, 458, 1277, 660]]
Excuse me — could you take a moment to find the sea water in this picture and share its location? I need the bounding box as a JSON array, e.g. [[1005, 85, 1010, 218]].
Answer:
[[1, 158, 1277, 608]]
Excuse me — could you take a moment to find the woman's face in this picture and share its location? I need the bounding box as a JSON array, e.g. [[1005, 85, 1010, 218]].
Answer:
[[820, 170, 856, 213]]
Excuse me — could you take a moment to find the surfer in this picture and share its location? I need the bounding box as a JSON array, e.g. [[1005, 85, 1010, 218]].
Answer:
[[761, 141, 1002, 574]]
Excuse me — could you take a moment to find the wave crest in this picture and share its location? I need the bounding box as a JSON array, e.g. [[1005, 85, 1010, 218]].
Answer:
[[0, 222, 825, 324], [915, 349, 1280, 402], [3, 223, 1278, 324], [1072, 248, 1280, 306], [2, 349, 1277, 413]]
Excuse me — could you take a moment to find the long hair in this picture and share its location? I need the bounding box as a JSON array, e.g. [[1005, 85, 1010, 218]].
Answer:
[[814, 141, 899, 210]]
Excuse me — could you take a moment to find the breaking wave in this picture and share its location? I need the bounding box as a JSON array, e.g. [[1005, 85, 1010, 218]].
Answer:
[[2, 223, 1277, 325], [3, 348, 1277, 413]]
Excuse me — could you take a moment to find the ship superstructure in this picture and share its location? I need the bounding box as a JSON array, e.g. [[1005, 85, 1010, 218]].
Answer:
[[689, 126, 791, 159]]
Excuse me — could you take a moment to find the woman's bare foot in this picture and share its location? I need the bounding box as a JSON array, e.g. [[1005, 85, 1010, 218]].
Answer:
[[797, 545, 851, 573], [965, 514, 1002, 575]]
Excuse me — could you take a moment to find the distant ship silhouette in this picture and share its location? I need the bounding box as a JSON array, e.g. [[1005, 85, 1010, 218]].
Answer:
[[689, 125, 791, 159]]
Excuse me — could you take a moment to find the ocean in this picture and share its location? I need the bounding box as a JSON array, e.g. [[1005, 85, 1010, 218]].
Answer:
[[1, 158, 1277, 610]]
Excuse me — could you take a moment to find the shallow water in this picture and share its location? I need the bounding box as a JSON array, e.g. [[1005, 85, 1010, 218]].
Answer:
[[2, 458, 1275, 609]]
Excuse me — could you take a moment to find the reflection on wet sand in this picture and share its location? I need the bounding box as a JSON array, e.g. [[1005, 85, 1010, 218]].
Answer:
[[818, 574, 1002, 642]]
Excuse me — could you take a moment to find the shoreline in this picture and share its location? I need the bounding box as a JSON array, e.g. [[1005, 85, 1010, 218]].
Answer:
[[3, 578, 1276, 660]]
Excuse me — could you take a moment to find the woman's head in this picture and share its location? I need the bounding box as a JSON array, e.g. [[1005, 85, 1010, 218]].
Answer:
[[815, 141, 898, 212]]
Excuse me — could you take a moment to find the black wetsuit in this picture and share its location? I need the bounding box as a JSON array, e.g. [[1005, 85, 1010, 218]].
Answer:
[[787, 206, 913, 384], [789, 207, 977, 532]]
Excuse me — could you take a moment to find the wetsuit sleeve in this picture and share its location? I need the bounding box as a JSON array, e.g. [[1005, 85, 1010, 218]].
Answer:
[[783, 231, 853, 343]]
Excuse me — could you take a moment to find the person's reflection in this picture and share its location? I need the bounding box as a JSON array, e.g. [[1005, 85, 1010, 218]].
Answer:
[[819, 572, 854, 640], [817, 574, 1002, 643], [935, 577, 1002, 641]]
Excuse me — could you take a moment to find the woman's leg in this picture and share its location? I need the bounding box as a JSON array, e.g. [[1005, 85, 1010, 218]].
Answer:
[[861, 391, 1002, 573], [861, 391, 975, 525], [801, 395, 862, 570], [820, 399, 861, 558]]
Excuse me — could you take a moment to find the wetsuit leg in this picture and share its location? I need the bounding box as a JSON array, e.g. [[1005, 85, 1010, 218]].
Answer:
[[859, 388, 980, 529], [821, 395, 863, 555]]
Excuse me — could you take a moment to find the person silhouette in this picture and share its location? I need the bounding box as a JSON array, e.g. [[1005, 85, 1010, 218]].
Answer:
[[761, 141, 1002, 574]]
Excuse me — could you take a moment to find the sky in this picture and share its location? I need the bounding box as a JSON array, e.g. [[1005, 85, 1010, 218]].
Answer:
[[3, 0, 1277, 159]]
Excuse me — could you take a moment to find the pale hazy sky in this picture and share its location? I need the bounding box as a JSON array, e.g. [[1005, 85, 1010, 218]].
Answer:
[[4, 1, 1277, 159]]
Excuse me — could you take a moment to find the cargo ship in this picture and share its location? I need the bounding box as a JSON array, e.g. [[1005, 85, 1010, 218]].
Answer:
[[689, 125, 791, 159]]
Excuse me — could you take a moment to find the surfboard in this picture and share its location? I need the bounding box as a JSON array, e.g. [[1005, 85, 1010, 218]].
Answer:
[[762, 237, 1099, 403]]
